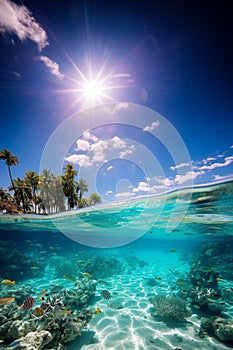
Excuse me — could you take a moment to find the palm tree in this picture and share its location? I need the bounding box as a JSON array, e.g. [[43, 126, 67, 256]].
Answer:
[[77, 178, 88, 203], [0, 149, 19, 190], [62, 163, 78, 210], [89, 192, 102, 206], [9, 177, 32, 213], [25, 171, 40, 214]]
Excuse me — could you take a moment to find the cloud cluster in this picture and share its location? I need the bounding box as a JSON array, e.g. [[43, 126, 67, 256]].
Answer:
[[0, 0, 63, 79], [143, 120, 160, 132], [38, 56, 64, 80], [0, 0, 48, 50]]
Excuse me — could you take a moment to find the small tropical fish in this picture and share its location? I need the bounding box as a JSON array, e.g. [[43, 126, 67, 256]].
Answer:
[[170, 249, 177, 253], [39, 289, 47, 295], [176, 279, 184, 285], [216, 277, 222, 281], [9, 339, 22, 348], [51, 285, 62, 293], [0, 296, 15, 305], [54, 307, 72, 318], [63, 274, 76, 282], [94, 307, 102, 315], [32, 307, 44, 317], [97, 280, 109, 286], [82, 272, 93, 278], [101, 290, 112, 300], [155, 277, 162, 281], [38, 297, 45, 301], [20, 297, 35, 310], [66, 309, 74, 315], [1, 279, 16, 286], [30, 266, 39, 270]]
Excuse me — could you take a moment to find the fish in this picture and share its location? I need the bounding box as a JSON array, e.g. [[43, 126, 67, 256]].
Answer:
[[94, 307, 102, 315], [20, 297, 35, 310], [0, 296, 15, 305], [155, 277, 162, 281], [38, 297, 45, 301], [170, 249, 177, 253], [51, 285, 62, 293], [63, 274, 76, 282], [32, 307, 44, 317], [30, 266, 39, 270], [1, 279, 16, 286], [216, 277, 222, 281], [176, 279, 184, 285], [97, 280, 109, 286], [101, 290, 112, 300], [9, 339, 22, 348], [54, 307, 72, 318], [82, 272, 93, 278], [39, 289, 47, 295]]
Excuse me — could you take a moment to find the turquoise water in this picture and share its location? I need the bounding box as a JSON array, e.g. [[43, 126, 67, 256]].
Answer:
[[0, 181, 233, 349]]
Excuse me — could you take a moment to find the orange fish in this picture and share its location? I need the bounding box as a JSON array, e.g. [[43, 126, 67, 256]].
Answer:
[[1, 279, 16, 286], [32, 307, 44, 317], [216, 277, 222, 281], [0, 296, 15, 305]]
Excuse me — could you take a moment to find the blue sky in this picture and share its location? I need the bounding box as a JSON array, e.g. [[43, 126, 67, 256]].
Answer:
[[0, 0, 232, 200]]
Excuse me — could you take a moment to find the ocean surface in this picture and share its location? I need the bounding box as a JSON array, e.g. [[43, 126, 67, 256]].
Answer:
[[0, 181, 233, 349]]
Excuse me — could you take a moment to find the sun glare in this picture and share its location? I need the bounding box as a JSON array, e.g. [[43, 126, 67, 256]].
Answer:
[[81, 78, 104, 101]]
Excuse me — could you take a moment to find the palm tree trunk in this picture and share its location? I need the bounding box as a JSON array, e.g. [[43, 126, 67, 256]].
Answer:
[[8, 165, 15, 191]]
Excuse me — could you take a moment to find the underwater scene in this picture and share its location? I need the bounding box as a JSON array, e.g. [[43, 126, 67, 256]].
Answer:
[[0, 181, 233, 350]]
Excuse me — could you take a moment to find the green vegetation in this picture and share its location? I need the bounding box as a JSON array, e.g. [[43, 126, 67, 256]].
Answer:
[[0, 148, 102, 214]]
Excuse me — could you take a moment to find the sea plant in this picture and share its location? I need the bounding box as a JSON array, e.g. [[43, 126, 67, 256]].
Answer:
[[149, 295, 191, 322]]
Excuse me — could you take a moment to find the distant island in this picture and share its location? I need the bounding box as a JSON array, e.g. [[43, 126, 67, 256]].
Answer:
[[0, 148, 101, 215]]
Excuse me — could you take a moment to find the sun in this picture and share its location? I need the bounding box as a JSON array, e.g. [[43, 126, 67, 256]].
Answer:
[[81, 78, 105, 102], [56, 54, 135, 111]]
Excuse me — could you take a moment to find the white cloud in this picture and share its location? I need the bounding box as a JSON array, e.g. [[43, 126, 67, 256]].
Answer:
[[65, 154, 92, 167], [82, 130, 98, 142], [213, 174, 233, 182], [143, 120, 160, 132], [76, 139, 90, 152], [230, 145, 233, 149], [170, 162, 191, 171], [199, 156, 233, 170], [119, 145, 135, 158], [115, 191, 134, 199], [106, 190, 113, 195], [112, 102, 129, 114], [38, 55, 63, 79], [0, 0, 48, 51], [174, 170, 204, 185], [133, 182, 149, 193], [107, 166, 113, 171]]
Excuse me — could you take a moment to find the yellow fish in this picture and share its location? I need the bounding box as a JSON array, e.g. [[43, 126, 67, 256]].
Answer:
[[66, 309, 74, 315], [38, 297, 45, 301], [1, 279, 16, 286], [216, 277, 222, 281], [176, 279, 184, 285], [0, 296, 15, 305], [94, 307, 102, 315], [30, 266, 39, 270], [155, 276, 162, 281], [63, 274, 76, 282], [82, 272, 93, 278], [170, 249, 177, 253], [39, 289, 47, 295]]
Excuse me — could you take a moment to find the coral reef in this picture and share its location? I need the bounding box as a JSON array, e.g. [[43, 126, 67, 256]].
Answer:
[[77, 254, 124, 279], [0, 278, 96, 349], [149, 295, 191, 323], [199, 317, 233, 342]]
